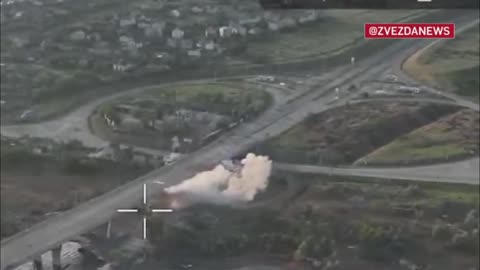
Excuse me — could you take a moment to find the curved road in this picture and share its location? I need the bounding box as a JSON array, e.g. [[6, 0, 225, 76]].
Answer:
[[1, 13, 479, 270]]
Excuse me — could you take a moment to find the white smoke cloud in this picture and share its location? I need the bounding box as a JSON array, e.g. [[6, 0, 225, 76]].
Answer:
[[164, 153, 272, 208]]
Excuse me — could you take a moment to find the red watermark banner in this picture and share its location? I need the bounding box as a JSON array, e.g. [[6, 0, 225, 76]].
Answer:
[[364, 23, 455, 39]]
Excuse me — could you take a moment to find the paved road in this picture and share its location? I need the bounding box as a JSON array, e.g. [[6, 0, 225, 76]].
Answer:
[[1, 13, 479, 270], [274, 157, 479, 185], [392, 18, 480, 113]]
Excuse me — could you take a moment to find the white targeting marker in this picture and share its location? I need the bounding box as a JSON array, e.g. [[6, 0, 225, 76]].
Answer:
[[117, 209, 139, 213], [152, 209, 174, 213], [116, 183, 173, 239]]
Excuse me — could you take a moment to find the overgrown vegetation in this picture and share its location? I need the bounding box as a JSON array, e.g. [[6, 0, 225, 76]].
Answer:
[[359, 109, 479, 165], [403, 23, 479, 99], [251, 103, 459, 166], [148, 174, 479, 269]]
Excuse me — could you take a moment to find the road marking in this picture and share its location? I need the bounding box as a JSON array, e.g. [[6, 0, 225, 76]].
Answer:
[[143, 217, 147, 239], [143, 184, 147, 205], [115, 184, 173, 240]]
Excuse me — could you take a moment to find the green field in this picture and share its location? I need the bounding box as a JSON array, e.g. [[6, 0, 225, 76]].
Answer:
[[244, 10, 429, 63], [358, 109, 479, 165], [403, 24, 479, 99]]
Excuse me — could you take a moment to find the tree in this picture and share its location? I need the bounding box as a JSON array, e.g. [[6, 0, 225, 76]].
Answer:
[[293, 238, 310, 261]]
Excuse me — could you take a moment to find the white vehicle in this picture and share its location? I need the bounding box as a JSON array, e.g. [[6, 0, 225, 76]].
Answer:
[[398, 85, 421, 94], [385, 74, 398, 82], [164, 152, 182, 166], [374, 90, 387, 95], [256, 75, 275, 82], [19, 110, 33, 120]]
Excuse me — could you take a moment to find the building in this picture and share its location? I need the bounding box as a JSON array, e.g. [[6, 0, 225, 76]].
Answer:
[[181, 39, 194, 50], [119, 17, 136, 27], [69, 30, 86, 41], [204, 26, 217, 38], [171, 27, 185, 39], [187, 50, 202, 57]]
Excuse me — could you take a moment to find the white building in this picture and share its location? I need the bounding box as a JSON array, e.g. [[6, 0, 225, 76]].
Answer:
[[219, 26, 232, 38], [171, 28, 185, 39], [267, 22, 279, 31], [204, 41, 216, 51], [69, 30, 86, 41], [170, 9, 181, 17], [191, 6, 204, 13], [187, 50, 202, 57], [119, 17, 136, 27]]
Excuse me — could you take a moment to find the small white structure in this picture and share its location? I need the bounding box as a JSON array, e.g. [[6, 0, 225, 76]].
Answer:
[[351, 56, 356, 65], [171, 136, 181, 151], [267, 22, 280, 31], [205, 26, 217, 38], [171, 28, 184, 39], [113, 64, 132, 72], [164, 152, 182, 166], [119, 17, 136, 27], [219, 26, 232, 38], [187, 50, 202, 57], [88, 147, 114, 160], [204, 41, 216, 51], [170, 9, 181, 17], [69, 30, 86, 41], [191, 6, 204, 13]]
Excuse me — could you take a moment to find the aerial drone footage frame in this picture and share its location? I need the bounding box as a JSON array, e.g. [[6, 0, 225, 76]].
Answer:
[[0, 0, 479, 269]]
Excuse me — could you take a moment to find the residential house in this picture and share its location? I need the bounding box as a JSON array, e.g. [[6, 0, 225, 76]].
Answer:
[[167, 38, 178, 48], [219, 26, 233, 38], [239, 16, 262, 27], [204, 40, 216, 51], [237, 25, 248, 36], [191, 6, 204, 13], [145, 22, 165, 38], [113, 63, 132, 72], [281, 17, 297, 29], [248, 27, 262, 35], [267, 22, 279, 31], [119, 35, 141, 54], [204, 26, 217, 38], [181, 39, 194, 50], [171, 27, 185, 39], [205, 5, 219, 14], [10, 36, 30, 48], [170, 9, 181, 18], [119, 17, 136, 27], [69, 30, 86, 41], [187, 49, 202, 57]]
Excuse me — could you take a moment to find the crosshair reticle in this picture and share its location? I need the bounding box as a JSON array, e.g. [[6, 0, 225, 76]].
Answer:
[[116, 183, 173, 239]]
